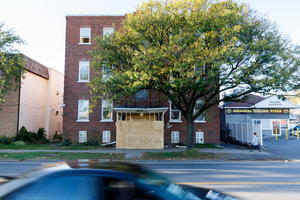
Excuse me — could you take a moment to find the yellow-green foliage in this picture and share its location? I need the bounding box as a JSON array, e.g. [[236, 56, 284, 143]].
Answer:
[[89, 0, 300, 149], [0, 22, 26, 108]]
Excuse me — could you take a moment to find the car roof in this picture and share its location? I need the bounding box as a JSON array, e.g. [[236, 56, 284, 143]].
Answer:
[[40, 160, 148, 175]]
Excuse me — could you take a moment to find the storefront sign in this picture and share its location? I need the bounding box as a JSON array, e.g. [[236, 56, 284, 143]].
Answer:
[[268, 101, 282, 106], [226, 108, 290, 114]]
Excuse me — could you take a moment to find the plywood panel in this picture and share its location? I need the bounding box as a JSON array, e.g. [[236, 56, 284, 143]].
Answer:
[[116, 120, 164, 149]]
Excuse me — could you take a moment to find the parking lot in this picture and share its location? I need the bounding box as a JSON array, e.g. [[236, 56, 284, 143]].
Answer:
[[263, 136, 300, 160]]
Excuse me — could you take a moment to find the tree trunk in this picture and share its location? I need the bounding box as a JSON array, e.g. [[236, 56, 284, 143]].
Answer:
[[186, 118, 195, 150]]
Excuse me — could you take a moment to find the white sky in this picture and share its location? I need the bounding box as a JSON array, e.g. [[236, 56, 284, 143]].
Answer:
[[1, 0, 299, 74]]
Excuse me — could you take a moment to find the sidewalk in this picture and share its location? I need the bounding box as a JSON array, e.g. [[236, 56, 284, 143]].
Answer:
[[0, 142, 286, 161]]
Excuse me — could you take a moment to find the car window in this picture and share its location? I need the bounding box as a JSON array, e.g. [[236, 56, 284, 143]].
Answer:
[[103, 177, 161, 200], [3, 175, 100, 200]]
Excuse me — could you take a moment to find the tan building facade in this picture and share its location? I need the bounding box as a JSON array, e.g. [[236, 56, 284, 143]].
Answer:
[[0, 55, 64, 138]]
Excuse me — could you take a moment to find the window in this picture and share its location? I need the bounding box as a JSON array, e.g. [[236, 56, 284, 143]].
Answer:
[[194, 100, 205, 122], [5, 176, 99, 200], [77, 100, 89, 122], [194, 64, 205, 82], [281, 119, 288, 130], [101, 100, 113, 122], [78, 61, 89, 82], [196, 132, 204, 143], [79, 131, 87, 143], [103, 27, 114, 38], [103, 131, 111, 142], [171, 131, 179, 143], [102, 63, 112, 81], [135, 89, 148, 100], [80, 28, 91, 44], [170, 102, 181, 122]]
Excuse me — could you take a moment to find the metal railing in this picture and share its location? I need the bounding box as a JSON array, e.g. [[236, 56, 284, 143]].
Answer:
[[228, 122, 263, 145]]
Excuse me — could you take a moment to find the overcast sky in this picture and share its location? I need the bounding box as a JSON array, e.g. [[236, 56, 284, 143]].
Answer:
[[1, 0, 299, 74]]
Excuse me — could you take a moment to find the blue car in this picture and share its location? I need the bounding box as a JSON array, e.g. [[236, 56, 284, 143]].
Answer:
[[0, 160, 239, 200], [290, 126, 300, 136]]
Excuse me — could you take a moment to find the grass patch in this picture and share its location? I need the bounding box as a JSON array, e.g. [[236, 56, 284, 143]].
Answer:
[[0, 152, 125, 160], [194, 143, 221, 148], [141, 149, 216, 160], [0, 144, 103, 150]]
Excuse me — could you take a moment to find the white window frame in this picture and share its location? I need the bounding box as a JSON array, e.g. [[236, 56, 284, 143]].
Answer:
[[194, 100, 206, 123], [171, 131, 179, 143], [78, 61, 90, 82], [103, 28, 114, 38], [101, 100, 113, 122], [79, 131, 87, 143], [169, 101, 182, 122], [77, 100, 90, 122], [196, 132, 204, 143], [79, 28, 91, 44], [103, 131, 111, 142], [102, 63, 113, 81]]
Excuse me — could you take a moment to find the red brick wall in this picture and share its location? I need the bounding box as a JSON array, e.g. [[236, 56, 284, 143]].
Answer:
[[63, 16, 220, 145]]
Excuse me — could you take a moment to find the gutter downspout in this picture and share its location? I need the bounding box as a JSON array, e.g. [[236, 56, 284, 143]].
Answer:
[[17, 82, 21, 135]]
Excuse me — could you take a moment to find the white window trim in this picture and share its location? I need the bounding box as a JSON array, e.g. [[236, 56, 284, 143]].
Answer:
[[103, 131, 111, 142], [77, 99, 89, 122], [196, 131, 204, 144], [171, 131, 179, 143], [79, 131, 87, 143], [76, 119, 90, 122], [194, 100, 206, 123], [78, 43, 91, 45], [101, 100, 113, 122], [79, 27, 91, 45], [169, 101, 182, 122], [103, 27, 114, 38], [78, 61, 90, 82]]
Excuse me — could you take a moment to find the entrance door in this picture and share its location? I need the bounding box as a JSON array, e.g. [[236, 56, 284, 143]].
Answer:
[[271, 120, 281, 136]]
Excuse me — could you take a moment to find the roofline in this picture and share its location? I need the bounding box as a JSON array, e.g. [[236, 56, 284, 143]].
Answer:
[[114, 107, 169, 113], [66, 14, 125, 17]]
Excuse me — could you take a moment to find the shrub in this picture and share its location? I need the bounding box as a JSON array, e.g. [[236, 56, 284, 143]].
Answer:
[[0, 135, 13, 145], [61, 138, 71, 146], [53, 133, 63, 140], [81, 137, 99, 147], [37, 128, 45, 139], [15, 126, 48, 144]]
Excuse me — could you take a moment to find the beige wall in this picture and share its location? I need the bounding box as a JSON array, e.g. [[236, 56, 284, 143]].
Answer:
[[0, 83, 19, 137], [45, 68, 64, 138], [19, 71, 48, 133]]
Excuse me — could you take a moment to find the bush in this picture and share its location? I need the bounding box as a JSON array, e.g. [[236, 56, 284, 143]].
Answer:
[[61, 138, 71, 146], [37, 128, 45, 139], [15, 126, 48, 144], [81, 137, 99, 147], [0, 135, 13, 145], [53, 133, 63, 140]]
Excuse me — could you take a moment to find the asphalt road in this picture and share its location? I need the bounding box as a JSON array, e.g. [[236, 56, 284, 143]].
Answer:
[[1, 161, 300, 200]]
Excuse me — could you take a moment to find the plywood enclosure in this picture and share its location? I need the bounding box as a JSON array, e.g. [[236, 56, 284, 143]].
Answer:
[[116, 112, 164, 149]]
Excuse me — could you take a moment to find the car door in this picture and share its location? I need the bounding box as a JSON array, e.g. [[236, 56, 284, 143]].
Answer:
[[2, 175, 100, 200]]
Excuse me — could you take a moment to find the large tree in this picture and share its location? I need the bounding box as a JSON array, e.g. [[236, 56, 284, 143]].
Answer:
[[89, 0, 300, 150], [0, 21, 26, 108]]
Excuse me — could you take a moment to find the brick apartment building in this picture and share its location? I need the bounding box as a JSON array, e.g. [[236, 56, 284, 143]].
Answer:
[[63, 15, 220, 149]]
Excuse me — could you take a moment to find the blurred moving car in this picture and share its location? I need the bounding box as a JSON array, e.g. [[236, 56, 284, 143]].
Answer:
[[0, 160, 239, 200], [290, 126, 300, 136]]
